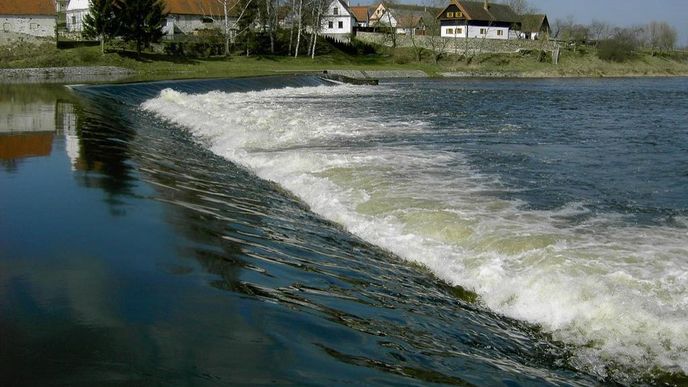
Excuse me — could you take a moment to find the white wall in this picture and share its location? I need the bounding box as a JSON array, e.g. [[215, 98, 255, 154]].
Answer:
[[164, 14, 234, 36], [66, 9, 89, 32], [441, 25, 510, 40], [1, 16, 55, 37], [321, 0, 353, 35]]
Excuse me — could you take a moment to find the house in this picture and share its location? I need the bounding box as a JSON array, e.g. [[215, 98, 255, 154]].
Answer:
[[369, 3, 437, 35], [395, 14, 425, 36], [519, 14, 549, 40], [321, 0, 356, 38], [437, 0, 520, 40], [163, 0, 238, 38], [0, 0, 57, 38], [349, 6, 370, 28], [66, 0, 89, 32], [66, 0, 237, 37], [369, 3, 394, 28]]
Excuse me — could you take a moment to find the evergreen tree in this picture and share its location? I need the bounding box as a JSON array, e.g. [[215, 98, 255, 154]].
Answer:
[[82, 0, 117, 54], [115, 0, 166, 55]]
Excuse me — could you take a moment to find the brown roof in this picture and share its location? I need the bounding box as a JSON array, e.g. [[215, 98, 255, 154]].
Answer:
[[164, 0, 238, 17], [0, 0, 56, 16], [396, 15, 423, 29], [455, 0, 519, 23], [350, 6, 369, 22], [520, 14, 549, 33]]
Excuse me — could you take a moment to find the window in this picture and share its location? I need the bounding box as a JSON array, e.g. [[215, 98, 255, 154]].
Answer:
[[338, 21, 343, 29], [456, 11, 462, 17], [447, 12, 454, 18], [30, 23, 38, 30], [480, 28, 486, 35], [328, 21, 333, 29], [333, 7, 338, 15], [456, 27, 463, 34], [71, 15, 76, 24], [201, 17, 213, 24], [446, 28, 453, 34], [3, 23, 11, 32], [497, 30, 503, 36]]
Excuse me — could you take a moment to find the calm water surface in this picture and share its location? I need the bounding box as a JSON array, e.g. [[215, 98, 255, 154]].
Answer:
[[1, 77, 686, 386]]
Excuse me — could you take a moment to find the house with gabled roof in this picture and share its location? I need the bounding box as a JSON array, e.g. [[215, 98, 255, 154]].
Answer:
[[66, 0, 238, 37], [349, 6, 370, 28], [163, 0, 239, 37], [519, 14, 549, 40], [437, 0, 520, 40], [369, 3, 438, 35], [321, 0, 356, 37], [0, 0, 57, 38]]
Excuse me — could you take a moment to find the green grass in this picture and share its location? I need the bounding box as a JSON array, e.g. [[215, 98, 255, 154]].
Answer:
[[2, 40, 687, 82]]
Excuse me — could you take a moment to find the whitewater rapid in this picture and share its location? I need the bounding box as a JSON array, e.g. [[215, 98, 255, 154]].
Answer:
[[142, 84, 688, 381]]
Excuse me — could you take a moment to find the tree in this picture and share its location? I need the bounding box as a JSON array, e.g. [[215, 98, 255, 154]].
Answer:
[[234, 0, 258, 55], [645, 21, 677, 54], [589, 19, 610, 46], [597, 27, 639, 62], [498, 0, 535, 15], [115, 0, 165, 55], [418, 2, 447, 64], [82, 0, 117, 54]]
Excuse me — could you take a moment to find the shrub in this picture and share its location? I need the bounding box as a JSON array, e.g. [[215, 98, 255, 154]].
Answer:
[[597, 29, 639, 62]]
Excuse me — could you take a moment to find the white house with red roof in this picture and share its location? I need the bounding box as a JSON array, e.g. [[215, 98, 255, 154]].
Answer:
[[163, 0, 239, 37], [0, 0, 56, 38]]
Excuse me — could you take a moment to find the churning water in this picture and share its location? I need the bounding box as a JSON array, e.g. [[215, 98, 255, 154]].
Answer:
[[2, 77, 687, 385]]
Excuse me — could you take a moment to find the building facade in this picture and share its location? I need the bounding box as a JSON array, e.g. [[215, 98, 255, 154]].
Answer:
[[0, 0, 56, 38], [437, 0, 519, 40]]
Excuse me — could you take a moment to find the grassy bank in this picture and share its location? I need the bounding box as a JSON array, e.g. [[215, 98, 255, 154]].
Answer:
[[2, 40, 688, 81]]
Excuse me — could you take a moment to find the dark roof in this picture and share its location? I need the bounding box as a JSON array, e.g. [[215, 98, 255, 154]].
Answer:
[[0, 0, 56, 16], [455, 0, 519, 23], [520, 14, 548, 33]]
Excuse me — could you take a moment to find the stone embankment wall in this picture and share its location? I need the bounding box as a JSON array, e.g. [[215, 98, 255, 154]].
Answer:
[[0, 66, 135, 84], [356, 32, 556, 54]]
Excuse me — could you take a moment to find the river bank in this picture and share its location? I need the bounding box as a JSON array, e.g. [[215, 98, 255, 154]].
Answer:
[[1, 42, 687, 83]]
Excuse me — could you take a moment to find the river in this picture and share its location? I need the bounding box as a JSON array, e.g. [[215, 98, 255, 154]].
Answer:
[[1, 77, 687, 385]]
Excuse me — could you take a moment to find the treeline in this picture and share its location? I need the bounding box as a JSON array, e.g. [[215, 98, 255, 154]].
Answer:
[[82, 0, 347, 58], [83, 0, 165, 54], [553, 18, 679, 61]]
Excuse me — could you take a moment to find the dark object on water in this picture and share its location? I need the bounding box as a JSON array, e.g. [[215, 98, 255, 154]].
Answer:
[[320, 71, 379, 85]]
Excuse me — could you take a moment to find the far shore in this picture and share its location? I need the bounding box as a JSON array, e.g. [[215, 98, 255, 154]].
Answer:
[[1, 65, 687, 85]]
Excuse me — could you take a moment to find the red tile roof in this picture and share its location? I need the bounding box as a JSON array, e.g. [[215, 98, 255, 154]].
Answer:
[[164, 0, 238, 17], [0, 0, 56, 16], [349, 6, 369, 22]]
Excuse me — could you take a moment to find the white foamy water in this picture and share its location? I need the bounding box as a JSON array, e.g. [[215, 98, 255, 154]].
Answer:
[[142, 84, 688, 380]]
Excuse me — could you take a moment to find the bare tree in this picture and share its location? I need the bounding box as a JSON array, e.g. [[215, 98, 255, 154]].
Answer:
[[497, 0, 535, 15], [424, 1, 450, 64], [589, 19, 610, 46], [294, 0, 303, 57], [645, 21, 677, 54], [309, 0, 327, 58]]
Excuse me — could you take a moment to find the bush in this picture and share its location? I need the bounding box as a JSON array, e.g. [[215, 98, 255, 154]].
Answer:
[[75, 46, 100, 63], [597, 30, 639, 62]]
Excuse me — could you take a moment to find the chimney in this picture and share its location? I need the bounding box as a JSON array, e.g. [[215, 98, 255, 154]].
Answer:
[[484, 0, 489, 10]]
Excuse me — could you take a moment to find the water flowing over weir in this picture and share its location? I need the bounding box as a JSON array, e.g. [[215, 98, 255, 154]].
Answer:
[[64, 76, 688, 385]]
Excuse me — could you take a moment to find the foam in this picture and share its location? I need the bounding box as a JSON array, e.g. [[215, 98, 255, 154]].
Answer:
[[143, 85, 688, 380]]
